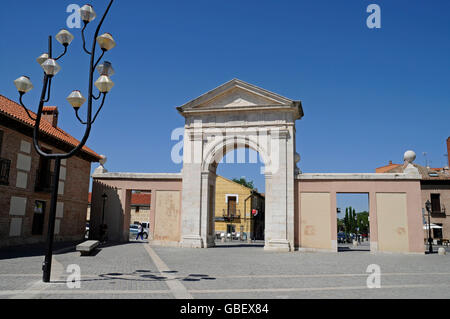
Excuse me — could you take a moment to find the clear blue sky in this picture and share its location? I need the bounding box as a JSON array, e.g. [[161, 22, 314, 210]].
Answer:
[[1, 0, 449, 208]]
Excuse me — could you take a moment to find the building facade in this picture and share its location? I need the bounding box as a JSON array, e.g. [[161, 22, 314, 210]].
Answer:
[[87, 192, 151, 225], [0, 95, 101, 247], [214, 176, 264, 240], [376, 138, 450, 244]]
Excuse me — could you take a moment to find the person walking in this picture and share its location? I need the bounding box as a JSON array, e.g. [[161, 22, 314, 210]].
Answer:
[[136, 223, 145, 241]]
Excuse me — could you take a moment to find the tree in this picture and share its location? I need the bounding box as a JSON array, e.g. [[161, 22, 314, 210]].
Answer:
[[351, 207, 357, 234], [337, 218, 345, 232], [344, 208, 350, 234], [356, 211, 369, 235], [343, 206, 358, 235], [340, 207, 370, 242], [232, 177, 255, 190]]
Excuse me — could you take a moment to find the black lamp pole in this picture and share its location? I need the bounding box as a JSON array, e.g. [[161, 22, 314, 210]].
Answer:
[[14, 1, 115, 283], [425, 200, 433, 254], [101, 193, 108, 224]]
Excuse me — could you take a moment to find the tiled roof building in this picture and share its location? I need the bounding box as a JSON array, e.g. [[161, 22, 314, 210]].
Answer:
[[0, 94, 101, 247], [376, 142, 450, 245]]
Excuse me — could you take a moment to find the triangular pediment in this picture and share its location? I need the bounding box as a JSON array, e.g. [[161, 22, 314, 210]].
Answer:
[[177, 79, 297, 111], [198, 87, 284, 108]]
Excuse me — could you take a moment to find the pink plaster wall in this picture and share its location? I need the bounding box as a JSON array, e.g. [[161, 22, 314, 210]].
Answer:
[[296, 179, 424, 253], [92, 178, 182, 242]]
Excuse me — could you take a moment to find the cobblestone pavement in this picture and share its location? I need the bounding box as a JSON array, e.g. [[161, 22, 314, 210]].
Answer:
[[1, 240, 450, 299]]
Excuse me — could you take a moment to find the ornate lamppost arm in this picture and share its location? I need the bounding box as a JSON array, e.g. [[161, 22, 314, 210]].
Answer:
[[32, 0, 114, 160], [13, 0, 116, 283]]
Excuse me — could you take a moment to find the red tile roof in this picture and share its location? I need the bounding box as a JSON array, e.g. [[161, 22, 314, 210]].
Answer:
[[376, 162, 450, 180], [375, 163, 402, 173], [0, 94, 101, 161], [131, 193, 152, 206], [42, 106, 58, 112]]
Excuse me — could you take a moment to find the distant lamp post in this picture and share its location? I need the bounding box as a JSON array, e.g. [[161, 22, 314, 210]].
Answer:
[[425, 200, 433, 254], [101, 193, 108, 224], [99, 193, 108, 243], [13, 0, 116, 283]]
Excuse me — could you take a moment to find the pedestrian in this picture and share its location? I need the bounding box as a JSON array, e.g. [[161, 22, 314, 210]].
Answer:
[[100, 223, 108, 243], [136, 223, 144, 240]]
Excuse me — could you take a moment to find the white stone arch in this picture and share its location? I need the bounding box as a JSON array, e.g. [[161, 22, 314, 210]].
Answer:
[[197, 134, 274, 248], [178, 79, 303, 251], [201, 135, 272, 174]]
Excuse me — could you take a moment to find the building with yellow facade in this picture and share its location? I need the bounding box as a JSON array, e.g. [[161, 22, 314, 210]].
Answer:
[[214, 176, 265, 240]]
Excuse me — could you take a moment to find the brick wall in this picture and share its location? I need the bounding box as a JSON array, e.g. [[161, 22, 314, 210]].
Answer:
[[0, 125, 93, 247], [130, 207, 151, 224]]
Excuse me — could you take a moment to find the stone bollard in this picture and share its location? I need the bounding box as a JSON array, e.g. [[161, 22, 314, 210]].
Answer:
[[438, 247, 446, 255], [353, 240, 358, 247], [221, 237, 225, 243]]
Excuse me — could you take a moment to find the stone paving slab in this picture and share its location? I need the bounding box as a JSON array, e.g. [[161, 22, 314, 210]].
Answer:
[[151, 245, 450, 299], [152, 246, 450, 277], [190, 285, 450, 299], [1, 242, 449, 299]]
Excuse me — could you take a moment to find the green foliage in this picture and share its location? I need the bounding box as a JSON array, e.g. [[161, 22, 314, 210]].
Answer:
[[356, 211, 369, 234], [341, 207, 369, 235], [337, 218, 345, 232], [232, 177, 255, 190]]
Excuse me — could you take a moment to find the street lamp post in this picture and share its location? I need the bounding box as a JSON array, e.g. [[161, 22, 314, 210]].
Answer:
[[13, 1, 116, 283], [101, 193, 108, 224], [425, 200, 433, 254], [99, 193, 108, 242]]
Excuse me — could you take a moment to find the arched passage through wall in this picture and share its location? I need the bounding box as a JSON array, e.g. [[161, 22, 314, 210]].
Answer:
[[201, 136, 271, 247]]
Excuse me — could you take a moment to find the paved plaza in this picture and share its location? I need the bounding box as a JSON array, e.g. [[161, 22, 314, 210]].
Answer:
[[0, 240, 450, 299]]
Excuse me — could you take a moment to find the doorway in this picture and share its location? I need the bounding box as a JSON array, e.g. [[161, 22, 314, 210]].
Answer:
[[211, 147, 266, 247], [336, 193, 370, 252], [32, 200, 46, 235]]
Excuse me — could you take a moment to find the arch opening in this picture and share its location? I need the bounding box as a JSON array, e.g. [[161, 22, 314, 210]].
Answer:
[[203, 143, 267, 248]]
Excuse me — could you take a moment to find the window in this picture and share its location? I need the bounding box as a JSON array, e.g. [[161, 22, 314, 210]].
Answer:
[[135, 206, 140, 213], [433, 224, 443, 239], [0, 130, 3, 155], [0, 130, 10, 185], [227, 196, 237, 217], [32, 201, 46, 235], [431, 194, 441, 213], [35, 148, 52, 192], [227, 224, 236, 234]]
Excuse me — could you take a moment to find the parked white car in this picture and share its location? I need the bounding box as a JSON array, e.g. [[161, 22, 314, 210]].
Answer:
[[129, 224, 149, 239]]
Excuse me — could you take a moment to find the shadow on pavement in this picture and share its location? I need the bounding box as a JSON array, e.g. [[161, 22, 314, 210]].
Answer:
[[0, 240, 149, 260], [0, 241, 82, 260], [50, 269, 216, 284], [213, 243, 265, 248], [213, 240, 265, 248], [338, 246, 370, 252]]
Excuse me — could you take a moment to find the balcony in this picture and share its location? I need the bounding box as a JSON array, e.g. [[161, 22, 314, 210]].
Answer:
[[222, 209, 241, 222], [431, 205, 446, 216], [0, 158, 11, 185], [35, 169, 54, 193]]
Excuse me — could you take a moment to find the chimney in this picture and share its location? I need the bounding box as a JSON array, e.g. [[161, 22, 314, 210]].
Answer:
[[389, 160, 392, 165], [447, 137, 450, 168], [42, 106, 58, 127]]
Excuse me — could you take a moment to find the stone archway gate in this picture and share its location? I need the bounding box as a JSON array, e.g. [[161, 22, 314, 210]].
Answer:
[[91, 79, 425, 254]]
